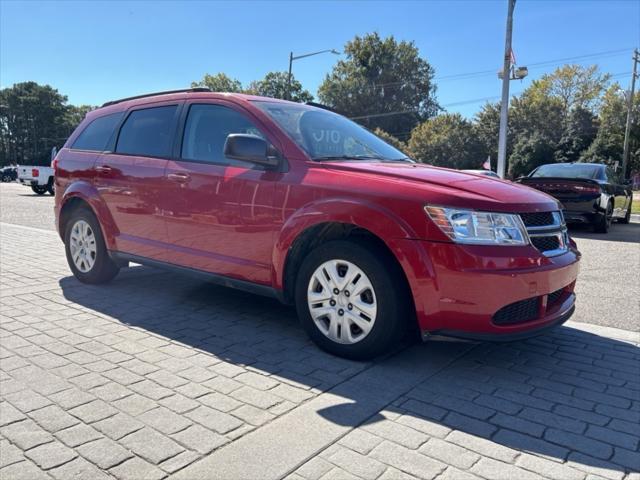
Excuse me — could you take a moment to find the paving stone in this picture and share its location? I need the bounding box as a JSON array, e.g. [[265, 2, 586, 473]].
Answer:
[[400, 398, 448, 421], [77, 437, 133, 469], [0, 439, 25, 468], [493, 429, 568, 460], [296, 457, 334, 480], [544, 428, 613, 460], [171, 424, 228, 454], [69, 399, 117, 424], [199, 392, 243, 412], [139, 406, 192, 434], [441, 412, 497, 439], [230, 385, 281, 409], [202, 376, 242, 395], [25, 441, 78, 470], [490, 412, 546, 437], [185, 405, 243, 434], [110, 456, 166, 480], [338, 429, 384, 455], [0, 401, 26, 426], [112, 393, 157, 416], [0, 459, 52, 480], [159, 394, 199, 414], [326, 446, 387, 479], [436, 467, 481, 480], [585, 424, 639, 450], [128, 379, 173, 400], [377, 466, 421, 480], [270, 383, 315, 403], [48, 388, 94, 410], [121, 427, 184, 464], [446, 430, 519, 463], [231, 404, 275, 426], [317, 466, 360, 480], [147, 370, 189, 389], [611, 447, 640, 472], [1, 419, 53, 450], [566, 452, 626, 480], [158, 450, 199, 473], [4, 389, 52, 413], [175, 382, 211, 399], [516, 453, 586, 480], [28, 405, 79, 432], [370, 440, 446, 479], [418, 438, 480, 470], [90, 382, 133, 402], [93, 412, 144, 440], [363, 418, 428, 449], [471, 457, 545, 480], [55, 423, 103, 447]]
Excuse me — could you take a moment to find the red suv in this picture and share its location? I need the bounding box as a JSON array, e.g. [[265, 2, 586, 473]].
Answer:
[[54, 88, 580, 359]]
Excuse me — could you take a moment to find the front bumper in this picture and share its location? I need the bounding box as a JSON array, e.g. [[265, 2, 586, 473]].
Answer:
[[390, 239, 580, 340]]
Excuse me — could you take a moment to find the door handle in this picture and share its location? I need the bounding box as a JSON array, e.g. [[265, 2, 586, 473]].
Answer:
[[167, 172, 191, 183], [95, 165, 112, 173]]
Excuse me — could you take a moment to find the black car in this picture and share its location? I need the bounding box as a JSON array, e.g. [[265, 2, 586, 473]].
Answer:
[[0, 166, 17, 182], [518, 163, 633, 233]]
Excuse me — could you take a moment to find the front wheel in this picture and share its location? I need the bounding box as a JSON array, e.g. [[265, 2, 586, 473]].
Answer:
[[64, 208, 120, 284], [47, 179, 55, 195], [31, 184, 47, 195], [619, 196, 632, 224], [295, 240, 409, 360]]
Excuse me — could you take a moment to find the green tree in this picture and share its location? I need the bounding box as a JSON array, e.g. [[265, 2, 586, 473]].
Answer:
[[372, 128, 411, 156], [526, 64, 611, 117], [318, 32, 438, 138], [246, 71, 313, 102], [0, 82, 74, 166], [474, 102, 501, 164], [508, 132, 557, 178], [581, 84, 640, 174], [191, 72, 243, 92], [408, 113, 484, 169], [554, 106, 598, 163]]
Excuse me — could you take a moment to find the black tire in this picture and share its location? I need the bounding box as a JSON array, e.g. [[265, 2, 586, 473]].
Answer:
[[295, 239, 409, 360], [31, 184, 47, 195], [619, 196, 632, 224], [1, 175, 10, 182], [47, 178, 55, 195], [64, 208, 119, 284], [593, 201, 613, 233]]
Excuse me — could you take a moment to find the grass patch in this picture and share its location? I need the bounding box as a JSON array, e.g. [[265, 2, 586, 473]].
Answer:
[[632, 198, 640, 214]]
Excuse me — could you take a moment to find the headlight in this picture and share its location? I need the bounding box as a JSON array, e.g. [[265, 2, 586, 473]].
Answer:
[[425, 206, 529, 245]]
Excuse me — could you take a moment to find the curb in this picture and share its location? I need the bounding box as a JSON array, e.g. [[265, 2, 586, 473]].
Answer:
[[565, 320, 639, 343]]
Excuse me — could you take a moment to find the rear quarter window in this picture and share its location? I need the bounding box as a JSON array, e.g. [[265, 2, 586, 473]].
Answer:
[[71, 112, 124, 151]]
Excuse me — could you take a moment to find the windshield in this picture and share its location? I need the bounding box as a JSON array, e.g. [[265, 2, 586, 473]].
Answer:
[[530, 163, 603, 180], [253, 101, 409, 161]]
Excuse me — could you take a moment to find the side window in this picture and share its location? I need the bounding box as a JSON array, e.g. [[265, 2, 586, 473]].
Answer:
[[116, 105, 178, 157], [72, 112, 124, 151], [181, 104, 265, 167]]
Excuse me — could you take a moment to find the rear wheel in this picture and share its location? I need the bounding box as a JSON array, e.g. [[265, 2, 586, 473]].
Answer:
[[47, 178, 55, 195], [593, 201, 613, 233], [1, 175, 11, 182], [295, 240, 408, 360], [64, 208, 119, 284], [31, 184, 47, 195]]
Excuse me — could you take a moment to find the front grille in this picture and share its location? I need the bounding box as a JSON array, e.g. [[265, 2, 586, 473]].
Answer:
[[520, 212, 555, 227], [531, 235, 560, 252], [519, 211, 567, 256], [547, 288, 564, 306], [493, 297, 540, 325]]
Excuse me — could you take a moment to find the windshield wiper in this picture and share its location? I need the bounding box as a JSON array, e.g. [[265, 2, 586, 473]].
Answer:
[[313, 155, 385, 161]]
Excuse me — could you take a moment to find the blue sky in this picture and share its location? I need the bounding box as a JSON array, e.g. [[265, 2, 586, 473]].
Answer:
[[1, 0, 638, 118]]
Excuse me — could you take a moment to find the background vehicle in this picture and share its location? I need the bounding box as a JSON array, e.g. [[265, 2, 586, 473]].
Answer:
[[518, 162, 633, 233], [17, 164, 55, 195], [0, 166, 17, 182], [461, 169, 500, 178], [54, 89, 580, 359]]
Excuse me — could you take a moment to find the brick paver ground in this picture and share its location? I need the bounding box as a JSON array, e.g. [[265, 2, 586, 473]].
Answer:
[[0, 221, 638, 480]]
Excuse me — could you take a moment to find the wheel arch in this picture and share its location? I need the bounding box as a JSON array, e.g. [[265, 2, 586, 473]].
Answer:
[[58, 181, 118, 249]]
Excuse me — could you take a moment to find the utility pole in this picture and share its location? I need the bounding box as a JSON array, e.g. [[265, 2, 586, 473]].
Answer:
[[497, 0, 516, 179], [287, 52, 294, 101], [622, 48, 639, 179]]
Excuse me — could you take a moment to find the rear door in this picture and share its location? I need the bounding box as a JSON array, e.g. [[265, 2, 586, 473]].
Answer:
[[163, 101, 281, 285], [95, 102, 182, 260], [606, 167, 629, 216]]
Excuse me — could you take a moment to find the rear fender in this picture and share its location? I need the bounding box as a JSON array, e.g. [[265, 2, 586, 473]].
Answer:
[[59, 181, 118, 249]]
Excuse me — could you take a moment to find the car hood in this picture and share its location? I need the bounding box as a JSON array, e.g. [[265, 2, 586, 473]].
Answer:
[[321, 161, 559, 212]]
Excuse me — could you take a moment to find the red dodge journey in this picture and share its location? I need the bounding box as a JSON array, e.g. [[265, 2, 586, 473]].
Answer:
[[54, 88, 580, 359]]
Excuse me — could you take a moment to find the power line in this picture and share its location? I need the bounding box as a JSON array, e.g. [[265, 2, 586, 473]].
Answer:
[[359, 48, 633, 90]]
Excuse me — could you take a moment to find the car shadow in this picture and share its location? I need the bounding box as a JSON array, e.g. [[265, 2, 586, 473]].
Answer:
[[59, 266, 639, 476], [569, 221, 640, 243]]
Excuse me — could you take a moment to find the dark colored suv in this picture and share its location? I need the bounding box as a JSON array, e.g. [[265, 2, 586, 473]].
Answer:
[[54, 89, 580, 359]]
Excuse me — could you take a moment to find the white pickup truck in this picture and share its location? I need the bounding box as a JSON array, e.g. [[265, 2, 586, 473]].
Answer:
[[17, 164, 55, 195]]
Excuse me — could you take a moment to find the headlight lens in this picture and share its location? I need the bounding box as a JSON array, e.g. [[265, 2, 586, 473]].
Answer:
[[425, 206, 529, 245]]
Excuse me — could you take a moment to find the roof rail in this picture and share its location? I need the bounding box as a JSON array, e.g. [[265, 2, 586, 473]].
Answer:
[[101, 87, 212, 108]]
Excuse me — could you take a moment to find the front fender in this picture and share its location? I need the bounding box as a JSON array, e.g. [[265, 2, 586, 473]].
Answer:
[[271, 197, 431, 291], [59, 181, 118, 249]]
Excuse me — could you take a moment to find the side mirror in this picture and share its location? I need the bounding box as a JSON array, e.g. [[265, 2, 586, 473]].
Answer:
[[223, 134, 280, 169]]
